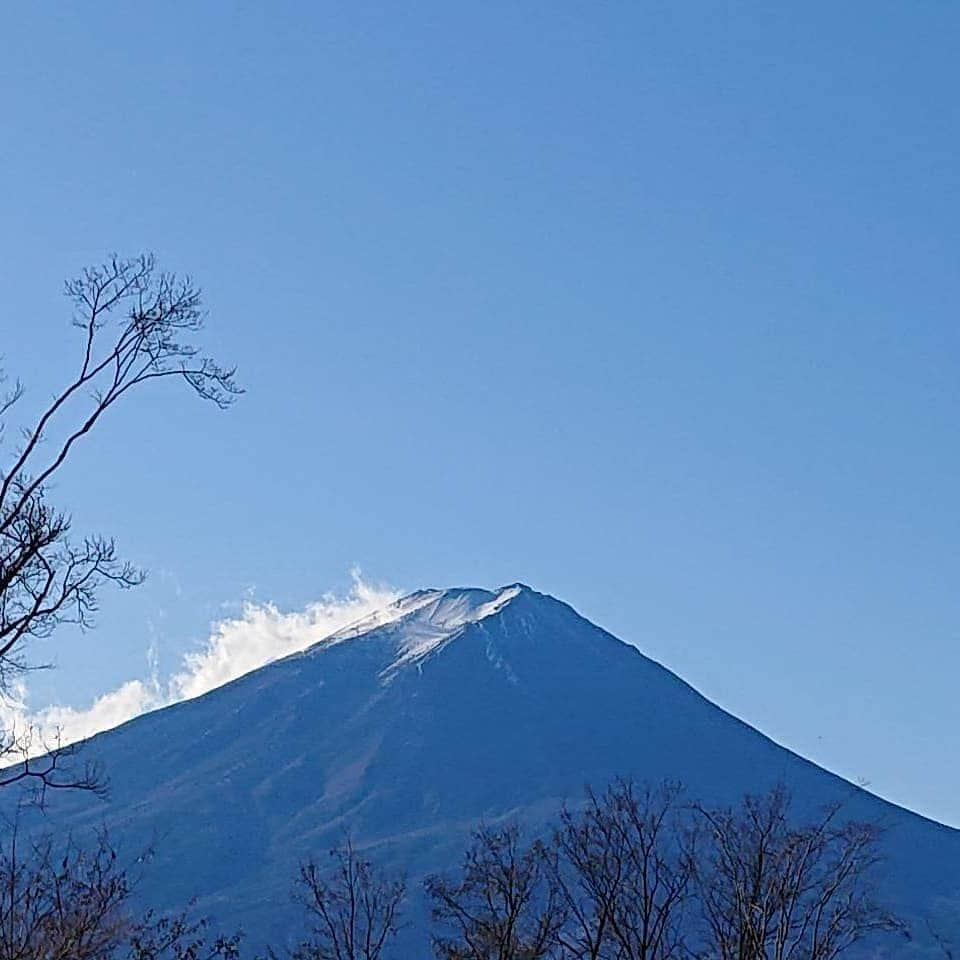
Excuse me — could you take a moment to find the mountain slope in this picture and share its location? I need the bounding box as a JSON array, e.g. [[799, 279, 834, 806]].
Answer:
[[5, 585, 958, 954]]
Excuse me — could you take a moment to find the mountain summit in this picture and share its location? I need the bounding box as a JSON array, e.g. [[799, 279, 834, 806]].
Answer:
[[6, 585, 958, 955], [319, 583, 529, 674]]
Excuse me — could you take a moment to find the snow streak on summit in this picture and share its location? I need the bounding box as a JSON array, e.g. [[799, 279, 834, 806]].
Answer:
[[321, 584, 526, 674]]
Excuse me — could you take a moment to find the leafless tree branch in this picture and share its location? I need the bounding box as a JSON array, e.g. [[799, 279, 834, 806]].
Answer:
[[289, 836, 406, 960], [426, 824, 563, 960], [0, 254, 239, 797], [686, 785, 907, 960]]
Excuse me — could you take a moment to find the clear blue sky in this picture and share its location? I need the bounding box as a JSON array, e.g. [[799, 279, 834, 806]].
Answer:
[[2, 3, 958, 824]]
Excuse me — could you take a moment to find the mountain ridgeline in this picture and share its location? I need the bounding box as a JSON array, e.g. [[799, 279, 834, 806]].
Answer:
[[4, 585, 958, 955]]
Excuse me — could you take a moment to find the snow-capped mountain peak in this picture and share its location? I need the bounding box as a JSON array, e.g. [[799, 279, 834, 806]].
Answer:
[[319, 583, 527, 672]]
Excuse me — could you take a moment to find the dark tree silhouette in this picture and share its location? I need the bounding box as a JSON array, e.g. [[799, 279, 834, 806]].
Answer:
[[0, 253, 240, 794], [288, 837, 406, 960], [687, 785, 906, 960], [426, 825, 562, 960], [423, 784, 905, 960], [0, 827, 241, 959], [547, 780, 690, 960]]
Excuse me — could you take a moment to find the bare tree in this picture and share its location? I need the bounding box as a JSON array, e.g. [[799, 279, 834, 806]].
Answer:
[[547, 780, 689, 960], [0, 826, 241, 960], [687, 785, 906, 960], [288, 837, 406, 960], [124, 910, 242, 960], [0, 253, 240, 793], [426, 824, 562, 960], [0, 828, 127, 959], [546, 792, 624, 960]]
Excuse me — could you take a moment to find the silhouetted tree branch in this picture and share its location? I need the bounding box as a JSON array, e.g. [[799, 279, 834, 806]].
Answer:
[[547, 780, 690, 960], [0, 826, 241, 959], [0, 726, 104, 805], [687, 785, 907, 960], [0, 253, 240, 795], [426, 825, 562, 960], [288, 837, 406, 960]]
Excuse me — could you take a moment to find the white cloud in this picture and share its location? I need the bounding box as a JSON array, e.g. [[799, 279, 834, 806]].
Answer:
[[0, 572, 400, 756]]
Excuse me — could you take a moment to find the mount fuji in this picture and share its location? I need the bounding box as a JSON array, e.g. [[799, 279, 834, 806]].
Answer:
[[5, 584, 958, 955]]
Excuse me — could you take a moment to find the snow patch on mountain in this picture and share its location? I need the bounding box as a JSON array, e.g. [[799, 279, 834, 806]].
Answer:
[[318, 584, 527, 675]]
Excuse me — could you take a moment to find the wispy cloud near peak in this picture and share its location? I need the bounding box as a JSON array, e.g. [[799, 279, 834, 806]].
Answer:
[[0, 571, 400, 754]]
